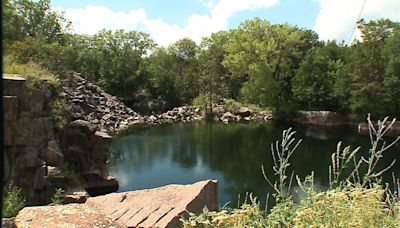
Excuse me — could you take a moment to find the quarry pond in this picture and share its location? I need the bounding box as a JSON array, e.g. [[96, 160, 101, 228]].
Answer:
[[109, 121, 400, 206]]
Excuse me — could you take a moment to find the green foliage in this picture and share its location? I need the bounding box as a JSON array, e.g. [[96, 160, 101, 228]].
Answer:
[[182, 116, 400, 227], [3, 184, 26, 218], [4, 57, 60, 91], [181, 198, 267, 228], [225, 99, 268, 113], [193, 92, 221, 118], [4, 0, 400, 118], [51, 188, 65, 205], [223, 18, 319, 116]]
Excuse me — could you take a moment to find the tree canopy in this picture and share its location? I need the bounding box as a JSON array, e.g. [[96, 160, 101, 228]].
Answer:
[[4, 0, 400, 119]]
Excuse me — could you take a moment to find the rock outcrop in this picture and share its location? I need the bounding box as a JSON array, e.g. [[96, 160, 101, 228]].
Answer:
[[15, 180, 218, 228], [292, 111, 348, 127], [3, 74, 58, 204], [61, 72, 141, 133], [3, 74, 119, 205]]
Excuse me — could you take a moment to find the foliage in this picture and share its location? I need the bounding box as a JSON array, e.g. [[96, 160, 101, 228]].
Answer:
[[4, 57, 60, 91], [224, 99, 269, 113], [262, 128, 301, 199], [182, 116, 400, 227], [4, 0, 400, 118], [181, 198, 267, 228], [3, 184, 26, 218], [223, 18, 319, 116], [51, 188, 65, 205]]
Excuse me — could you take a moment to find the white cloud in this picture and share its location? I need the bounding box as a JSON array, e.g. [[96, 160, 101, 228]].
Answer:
[[58, 0, 278, 46], [313, 0, 400, 43]]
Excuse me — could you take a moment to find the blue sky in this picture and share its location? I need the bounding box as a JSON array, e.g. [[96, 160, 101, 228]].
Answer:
[[52, 0, 400, 46]]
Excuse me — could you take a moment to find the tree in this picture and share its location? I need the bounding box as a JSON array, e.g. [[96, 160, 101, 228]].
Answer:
[[197, 31, 231, 115], [349, 19, 400, 119], [3, 0, 70, 45], [293, 41, 346, 111], [224, 18, 318, 116]]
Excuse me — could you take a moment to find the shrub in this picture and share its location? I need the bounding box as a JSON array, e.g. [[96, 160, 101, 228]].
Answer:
[[51, 188, 65, 205], [4, 56, 60, 91], [3, 184, 26, 218], [181, 197, 267, 228]]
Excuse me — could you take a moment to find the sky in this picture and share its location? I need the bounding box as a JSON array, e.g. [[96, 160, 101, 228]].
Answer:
[[52, 0, 400, 46]]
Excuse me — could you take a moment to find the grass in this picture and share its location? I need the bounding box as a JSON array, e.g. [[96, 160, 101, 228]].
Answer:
[[4, 56, 60, 91], [182, 115, 400, 227], [225, 99, 270, 113], [3, 184, 26, 218]]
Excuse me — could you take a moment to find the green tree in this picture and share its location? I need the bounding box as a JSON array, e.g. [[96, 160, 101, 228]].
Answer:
[[3, 0, 70, 46], [197, 31, 231, 115], [293, 41, 347, 111], [348, 19, 400, 119], [224, 18, 318, 116]]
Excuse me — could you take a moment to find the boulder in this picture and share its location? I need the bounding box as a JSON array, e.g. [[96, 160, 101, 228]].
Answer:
[[14, 180, 218, 228], [89, 131, 112, 161], [82, 171, 119, 196], [86, 179, 218, 228], [235, 107, 252, 117], [63, 191, 89, 204], [14, 204, 116, 228], [46, 140, 64, 166], [221, 112, 238, 123], [295, 111, 348, 127]]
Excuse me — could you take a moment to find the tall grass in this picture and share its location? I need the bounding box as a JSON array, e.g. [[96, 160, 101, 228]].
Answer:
[[182, 115, 400, 227]]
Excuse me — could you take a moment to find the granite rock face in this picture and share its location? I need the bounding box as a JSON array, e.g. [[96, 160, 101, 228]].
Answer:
[[14, 204, 117, 228], [293, 111, 348, 127], [14, 180, 218, 228]]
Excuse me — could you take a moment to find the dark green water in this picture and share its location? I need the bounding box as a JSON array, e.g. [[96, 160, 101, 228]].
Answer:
[[109, 121, 400, 207]]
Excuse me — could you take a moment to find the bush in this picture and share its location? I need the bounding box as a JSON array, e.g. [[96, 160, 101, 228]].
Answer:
[[4, 56, 60, 91], [51, 188, 65, 205], [3, 184, 26, 218]]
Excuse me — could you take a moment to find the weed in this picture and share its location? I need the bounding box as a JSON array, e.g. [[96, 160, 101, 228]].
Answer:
[[51, 188, 65, 205], [3, 184, 26, 218]]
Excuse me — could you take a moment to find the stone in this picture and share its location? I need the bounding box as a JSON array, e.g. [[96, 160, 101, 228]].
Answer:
[[3, 74, 26, 96], [221, 112, 238, 123], [2, 217, 15, 228], [14, 204, 117, 228], [84, 174, 119, 196], [15, 117, 54, 147], [18, 151, 45, 169], [235, 107, 252, 117], [33, 165, 47, 190], [4, 96, 18, 146], [46, 140, 64, 166], [86, 179, 218, 228], [63, 191, 89, 204], [295, 111, 348, 127], [19, 87, 48, 114]]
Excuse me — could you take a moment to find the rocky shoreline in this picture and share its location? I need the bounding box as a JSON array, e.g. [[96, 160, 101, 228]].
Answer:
[[62, 73, 274, 134]]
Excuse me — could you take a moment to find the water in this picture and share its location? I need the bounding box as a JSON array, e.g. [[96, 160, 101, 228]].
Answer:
[[109, 121, 400, 207]]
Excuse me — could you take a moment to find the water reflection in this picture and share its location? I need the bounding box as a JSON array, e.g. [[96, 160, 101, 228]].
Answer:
[[109, 121, 400, 206]]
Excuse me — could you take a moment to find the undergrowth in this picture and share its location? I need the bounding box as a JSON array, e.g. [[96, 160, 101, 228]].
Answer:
[[2, 184, 26, 218], [182, 114, 400, 227]]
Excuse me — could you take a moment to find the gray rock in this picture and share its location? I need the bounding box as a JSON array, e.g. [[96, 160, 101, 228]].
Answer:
[[46, 140, 64, 166], [33, 165, 47, 190]]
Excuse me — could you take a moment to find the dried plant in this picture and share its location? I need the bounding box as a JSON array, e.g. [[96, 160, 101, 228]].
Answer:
[[262, 128, 302, 199], [329, 114, 400, 188]]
